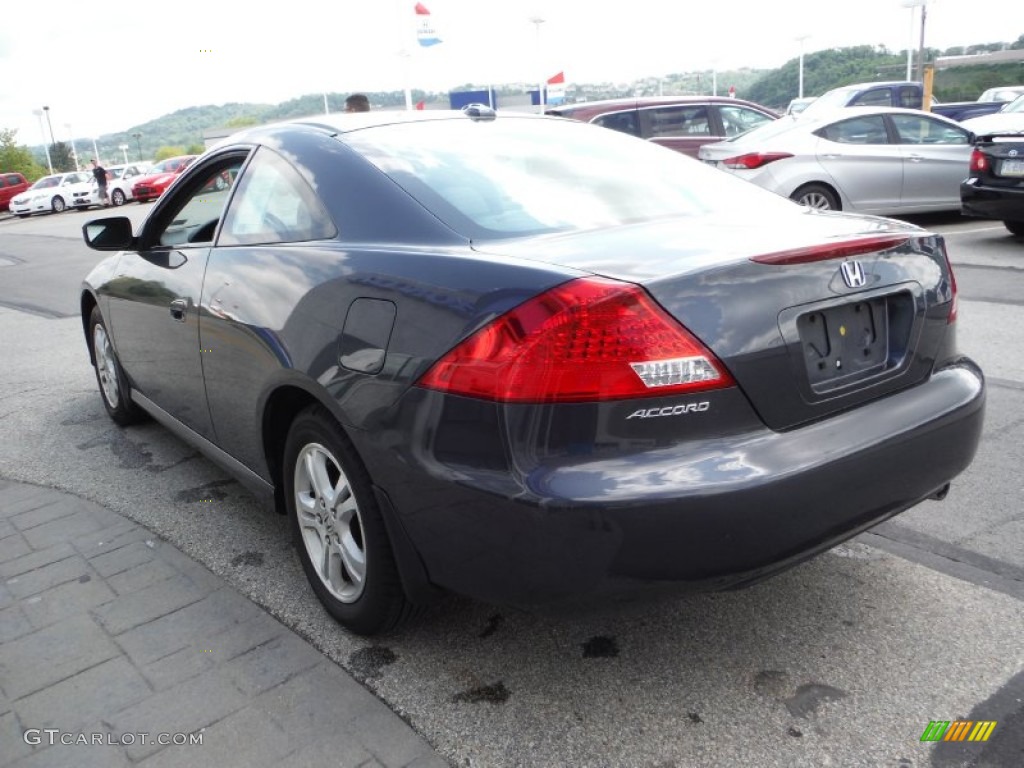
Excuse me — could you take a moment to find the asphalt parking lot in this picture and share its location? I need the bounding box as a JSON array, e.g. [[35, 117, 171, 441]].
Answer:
[[1, 202, 1022, 767]]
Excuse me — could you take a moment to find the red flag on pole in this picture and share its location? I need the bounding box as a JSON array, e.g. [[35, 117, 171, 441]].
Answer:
[[547, 71, 565, 85]]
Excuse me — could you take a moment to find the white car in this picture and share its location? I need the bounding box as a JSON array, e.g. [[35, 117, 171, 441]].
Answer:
[[105, 161, 153, 206], [9, 171, 93, 217], [961, 95, 1024, 136], [697, 106, 972, 215]]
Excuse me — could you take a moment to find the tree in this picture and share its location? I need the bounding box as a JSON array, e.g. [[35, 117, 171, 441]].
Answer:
[[224, 115, 260, 128], [154, 145, 187, 161], [186, 143, 205, 155], [50, 141, 76, 172], [0, 129, 48, 180]]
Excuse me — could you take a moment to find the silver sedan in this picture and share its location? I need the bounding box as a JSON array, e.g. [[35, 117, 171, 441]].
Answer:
[[697, 107, 972, 214]]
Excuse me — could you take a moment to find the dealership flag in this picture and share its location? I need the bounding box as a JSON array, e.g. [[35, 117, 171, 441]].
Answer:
[[547, 71, 566, 105], [415, 3, 442, 47]]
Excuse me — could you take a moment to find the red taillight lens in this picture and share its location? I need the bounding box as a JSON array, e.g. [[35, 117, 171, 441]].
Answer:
[[722, 152, 793, 170], [416, 277, 735, 403], [750, 235, 910, 265], [969, 149, 988, 173]]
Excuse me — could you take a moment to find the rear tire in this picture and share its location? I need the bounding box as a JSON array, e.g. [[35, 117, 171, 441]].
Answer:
[[283, 404, 415, 635], [1005, 220, 1024, 237], [791, 183, 840, 211], [52, 196, 66, 213], [89, 307, 144, 426]]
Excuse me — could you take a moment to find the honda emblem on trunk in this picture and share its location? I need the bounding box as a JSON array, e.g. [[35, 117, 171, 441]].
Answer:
[[840, 260, 866, 288]]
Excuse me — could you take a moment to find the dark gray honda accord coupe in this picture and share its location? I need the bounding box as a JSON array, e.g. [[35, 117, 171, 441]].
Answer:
[[80, 109, 984, 635]]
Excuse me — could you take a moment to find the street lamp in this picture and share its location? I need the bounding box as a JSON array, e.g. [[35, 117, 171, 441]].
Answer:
[[795, 34, 810, 99], [65, 123, 80, 171], [119, 144, 129, 163], [32, 109, 54, 174], [92, 138, 101, 165], [529, 16, 545, 113], [132, 133, 143, 161], [41, 106, 56, 148]]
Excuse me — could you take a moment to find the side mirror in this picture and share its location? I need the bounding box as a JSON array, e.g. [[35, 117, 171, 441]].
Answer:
[[83, 217, 135, 251]]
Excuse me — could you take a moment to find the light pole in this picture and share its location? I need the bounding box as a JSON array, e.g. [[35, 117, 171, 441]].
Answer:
[[795, 35, 810, 99], [132, 133, 142, 161], [901, 0, 929, 81], [119, 144, 129, 163], [529, 16, 545, 113], [65, 123, 80, 171], [92, 138, 101, 165], [32, 109, 54, 174]]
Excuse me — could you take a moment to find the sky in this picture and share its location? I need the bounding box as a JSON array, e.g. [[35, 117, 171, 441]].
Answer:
[[2, 0, 1021, 147]]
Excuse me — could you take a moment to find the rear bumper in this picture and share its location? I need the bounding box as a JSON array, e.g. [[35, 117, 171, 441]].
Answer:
[[365, 360, 984, 606], [961, 180, 1024, 221]]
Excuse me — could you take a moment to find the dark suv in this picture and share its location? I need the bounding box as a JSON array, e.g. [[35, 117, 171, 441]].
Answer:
[[547, 96, 778, 158], [0, 172, 30, 212]]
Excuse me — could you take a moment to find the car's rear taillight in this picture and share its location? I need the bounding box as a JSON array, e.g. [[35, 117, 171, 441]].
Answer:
[[969, 148, 988, 173], [416, 277, 735, 403], [722, 152, 793, 170]]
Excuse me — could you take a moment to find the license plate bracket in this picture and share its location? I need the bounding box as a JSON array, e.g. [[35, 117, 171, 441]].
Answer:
[[798, 297, 890, 389]]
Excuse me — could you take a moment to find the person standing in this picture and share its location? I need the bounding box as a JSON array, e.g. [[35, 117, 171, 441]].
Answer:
[[91, 159, 110, 206]]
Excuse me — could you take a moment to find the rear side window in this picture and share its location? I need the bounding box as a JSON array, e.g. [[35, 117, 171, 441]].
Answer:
[[641, 106, 711, 138], [592, 111, 640, 137], [818, 116, 889, 144], [5, 175, 22, 185], [219, 147, 336, 246]]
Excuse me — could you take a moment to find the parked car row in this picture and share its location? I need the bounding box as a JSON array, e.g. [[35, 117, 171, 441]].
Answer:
[[6, 155, 196, 217]]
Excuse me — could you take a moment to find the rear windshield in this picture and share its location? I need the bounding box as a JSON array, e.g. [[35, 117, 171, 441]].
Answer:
[[343, 116, 793, 239]]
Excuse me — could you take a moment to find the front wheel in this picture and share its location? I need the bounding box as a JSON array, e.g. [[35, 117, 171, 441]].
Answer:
[[51, 195, 66, 213], [1004, 220, 1024, 238], [89, 307, 143, 426], [284, 405, 415, 635], [790, 183, 840, 211], [111, 188, 126, 206]]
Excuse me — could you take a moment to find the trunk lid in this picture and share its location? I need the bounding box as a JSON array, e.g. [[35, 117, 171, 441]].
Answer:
[[474, 209, 955, 430]]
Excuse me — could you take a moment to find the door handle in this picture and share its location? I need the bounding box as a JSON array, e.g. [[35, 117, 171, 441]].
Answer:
[[821, 153, 842, 159], [169, 299, 188, 322], [907, 154, 924, 162]]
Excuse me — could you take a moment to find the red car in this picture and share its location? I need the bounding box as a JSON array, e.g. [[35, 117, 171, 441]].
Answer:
[[131, 155, 197, 203], [547, 96, 778, 158], [0, 172, 31, 211]]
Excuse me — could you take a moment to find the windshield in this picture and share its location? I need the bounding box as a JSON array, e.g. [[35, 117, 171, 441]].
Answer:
[[30, 176, 61, 189], [1003, 95, 1024, 113], [800, 87, 858, 118], [345, 116, 795, 239]]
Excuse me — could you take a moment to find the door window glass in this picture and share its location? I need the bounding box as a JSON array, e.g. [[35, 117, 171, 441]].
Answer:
[[890, 115, 969, 145], [851, 88, 892, 107], [592, 111, 640, 137], [153, 157, 247, 247]]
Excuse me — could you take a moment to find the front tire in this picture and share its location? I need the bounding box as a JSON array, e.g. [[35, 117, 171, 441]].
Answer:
[[791, 183, 840, 211], [51, 195, 66, 213], [1005, 220, 1024, 237], [111, 188, 126, 206], [284, 405, 414, 635], [89, 307, 143, 426]]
